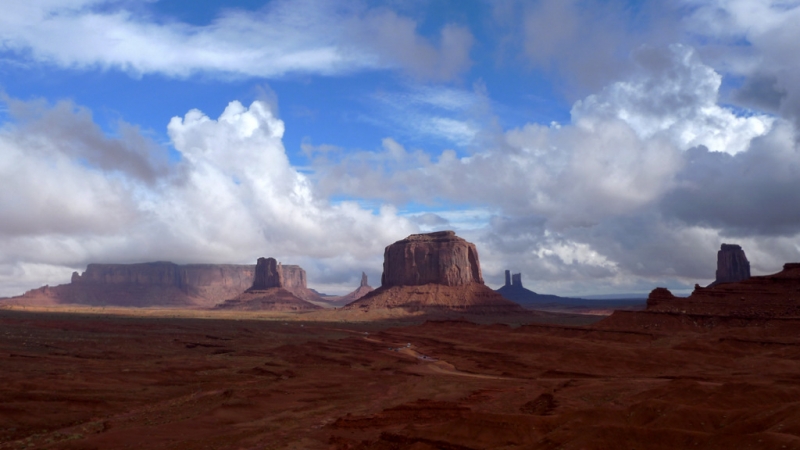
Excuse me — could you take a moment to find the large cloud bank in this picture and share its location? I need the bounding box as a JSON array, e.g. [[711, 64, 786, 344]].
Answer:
[[0, 98, 415, 296], [3, 1, 800, 298], [312, 44, 800, 294]]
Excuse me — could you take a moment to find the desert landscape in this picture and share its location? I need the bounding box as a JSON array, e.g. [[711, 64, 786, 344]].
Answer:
[[2, 232, 800, 449]]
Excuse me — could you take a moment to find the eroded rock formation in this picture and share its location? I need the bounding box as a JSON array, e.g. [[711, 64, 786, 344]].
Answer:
[[244, 258, 319, 303], [710, 244, 750, 287], [644, 263, 800, 318], [381, 231, 483, 287], [496, 271, 590, 310], [216, 257, 322, 311], [330, 272, 375, 306], [251, 258, 282, 290], [344, 231, 523, 315]]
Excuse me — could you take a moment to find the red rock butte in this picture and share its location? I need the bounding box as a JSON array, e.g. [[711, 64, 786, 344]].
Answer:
[[709, 243, 751, 287], [215, 257, 321, 311], [344, 231, 524, 315], [381, 230, 483, 287]]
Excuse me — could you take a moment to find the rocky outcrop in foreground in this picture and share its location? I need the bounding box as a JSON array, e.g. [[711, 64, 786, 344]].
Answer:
[[710, 244, 750, 287], [214, 257, 321, 311], [344, 231, 524, 315], [646, 263, 800, 318], [5, 262, 256, 308]]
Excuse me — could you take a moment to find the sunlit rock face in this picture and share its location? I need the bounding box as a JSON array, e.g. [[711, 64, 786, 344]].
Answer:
[[380, 231, 483, 288]]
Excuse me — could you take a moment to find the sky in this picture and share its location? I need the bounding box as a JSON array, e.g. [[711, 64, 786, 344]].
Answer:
[[1, 0, 800, 297]]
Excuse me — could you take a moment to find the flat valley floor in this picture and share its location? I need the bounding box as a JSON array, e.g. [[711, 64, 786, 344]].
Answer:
[[3, 309, 800, 449]]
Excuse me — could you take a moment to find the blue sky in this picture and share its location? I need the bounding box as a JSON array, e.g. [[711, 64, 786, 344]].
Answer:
[[2, 0, 800, 297]]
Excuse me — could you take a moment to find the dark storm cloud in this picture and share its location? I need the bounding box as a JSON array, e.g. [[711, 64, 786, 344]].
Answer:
[[661, 127, 800, 237], [4, 97, 171, 184], [733, 73, 788, 114]]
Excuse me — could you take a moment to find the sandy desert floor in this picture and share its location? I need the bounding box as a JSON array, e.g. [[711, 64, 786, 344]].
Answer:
[[3, 308, 800, 449]]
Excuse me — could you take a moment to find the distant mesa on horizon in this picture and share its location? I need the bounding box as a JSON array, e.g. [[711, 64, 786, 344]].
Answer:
[[0, 258, 374, 311], [342, 230, 525, 315], [495, 270, 645, 314], [2, 262, 257, 308]]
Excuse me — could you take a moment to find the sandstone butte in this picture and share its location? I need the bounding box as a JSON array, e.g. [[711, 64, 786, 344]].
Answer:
[[709, 243, 751, 287], [2, 262, 257, 308], [214, 257, 321, 311], [342, 231, 525, 315]]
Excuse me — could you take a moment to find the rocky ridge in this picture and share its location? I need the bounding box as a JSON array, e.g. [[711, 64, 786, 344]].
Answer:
[[644, 263, 800, 318]]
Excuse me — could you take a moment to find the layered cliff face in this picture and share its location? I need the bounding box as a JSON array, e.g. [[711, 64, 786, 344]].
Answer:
[[381, 231, 483, 287], [6, 263, 256, 308], [344, 231, 524, 315], [645, 263, 800, 318], [710, 244, 751, 287]]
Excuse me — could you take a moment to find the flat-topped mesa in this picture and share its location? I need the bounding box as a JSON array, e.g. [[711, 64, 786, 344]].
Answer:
[[72, 262, 186, 287], [381, 230, 483, 287], [511, 273, 522, 287], [10, 262, 257, 308], [343, 231, 524, 315], [710, 243, 750, 287]]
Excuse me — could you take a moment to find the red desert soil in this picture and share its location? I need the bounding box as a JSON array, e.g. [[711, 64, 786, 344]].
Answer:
[[3, 309, 800, 449]]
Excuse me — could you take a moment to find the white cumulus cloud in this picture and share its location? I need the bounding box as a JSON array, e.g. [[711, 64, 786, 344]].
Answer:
[[0, 96, 416, 297], [0, 0, 473, 80]]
